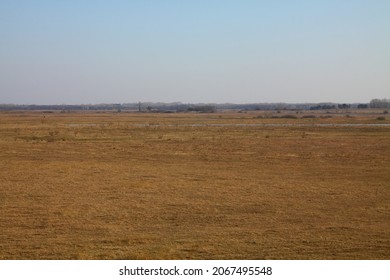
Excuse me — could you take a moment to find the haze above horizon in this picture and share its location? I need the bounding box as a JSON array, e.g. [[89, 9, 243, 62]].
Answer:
[[1, 1, 389, 105]]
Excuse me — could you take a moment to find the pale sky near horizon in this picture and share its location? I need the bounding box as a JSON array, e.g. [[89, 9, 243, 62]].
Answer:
[[0, 0, 389, 105]]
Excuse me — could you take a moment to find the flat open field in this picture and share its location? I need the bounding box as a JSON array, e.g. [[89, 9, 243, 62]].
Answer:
[[0, 110, 389, 259]]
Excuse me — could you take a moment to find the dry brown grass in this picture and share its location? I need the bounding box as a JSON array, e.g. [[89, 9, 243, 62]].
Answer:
[[0, 110, 389, 259]]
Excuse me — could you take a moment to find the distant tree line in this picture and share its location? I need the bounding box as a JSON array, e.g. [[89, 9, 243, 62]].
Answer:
[[309, 104, 336, 110], [1, 100, 386, 111], [370, 99, 390, 108], [187, 105, 216, 113]]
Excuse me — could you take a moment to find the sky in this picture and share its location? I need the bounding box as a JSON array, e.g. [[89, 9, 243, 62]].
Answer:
[[0, 0, 389, 105]]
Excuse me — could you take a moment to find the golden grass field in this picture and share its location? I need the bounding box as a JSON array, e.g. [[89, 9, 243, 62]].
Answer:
[[0, 110, 389, 259]]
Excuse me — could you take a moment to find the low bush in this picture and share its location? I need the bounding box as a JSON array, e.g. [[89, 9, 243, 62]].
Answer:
[[280, 114, 298, 119]]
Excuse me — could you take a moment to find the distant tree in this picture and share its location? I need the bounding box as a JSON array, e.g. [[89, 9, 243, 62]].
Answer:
[[370, 98, 390, 108], [338, 104, 351, 109], [357, 104, 368, 109]]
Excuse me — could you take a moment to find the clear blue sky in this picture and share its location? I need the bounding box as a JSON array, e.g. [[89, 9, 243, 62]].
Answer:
[[1, 0, 389, 104]]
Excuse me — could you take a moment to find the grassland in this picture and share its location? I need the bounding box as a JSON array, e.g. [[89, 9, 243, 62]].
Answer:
[[0, 110, 389, 259]]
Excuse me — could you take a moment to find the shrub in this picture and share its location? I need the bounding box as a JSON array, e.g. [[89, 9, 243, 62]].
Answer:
[[280, 114, 298, 119]]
